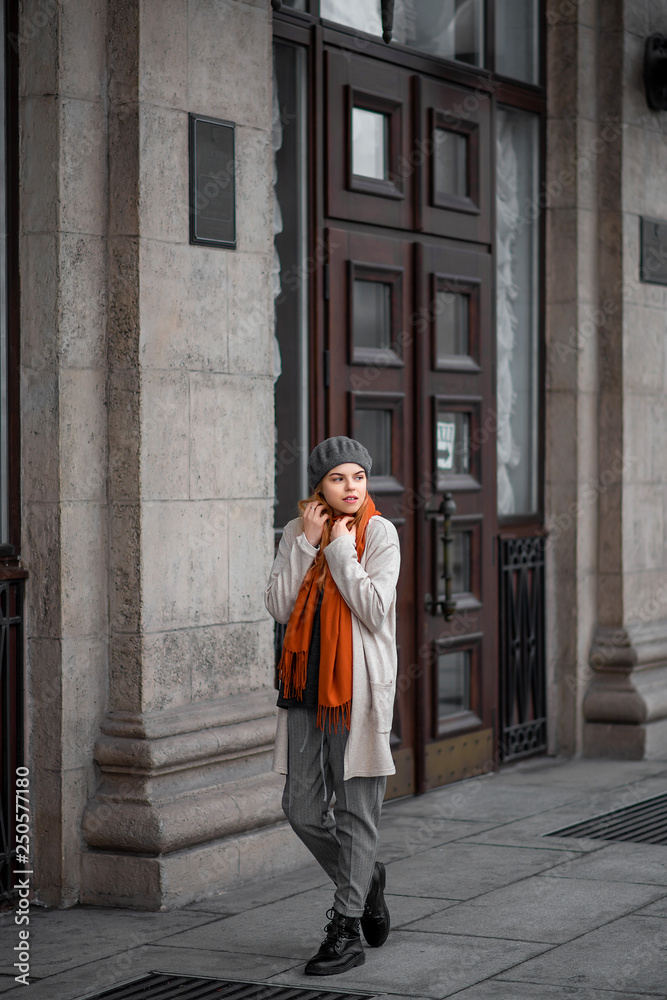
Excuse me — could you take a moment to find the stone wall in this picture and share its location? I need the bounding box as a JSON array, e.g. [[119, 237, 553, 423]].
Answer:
[[20, 0, 308, 909]]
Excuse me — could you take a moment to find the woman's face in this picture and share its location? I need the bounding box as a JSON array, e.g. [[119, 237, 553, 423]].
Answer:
[[319, 463, 367, 516]]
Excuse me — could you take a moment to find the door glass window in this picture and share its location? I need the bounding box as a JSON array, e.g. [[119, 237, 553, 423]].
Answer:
[[436, 411, 470, 475], [354, 408, 391, 476], [352, 107, 387, 180], [353, 279, 391, 350], [496, 106, 539, 516], [434, 129, 468, 200], [435, 290, 469, 360], [438, 649, 471, 718], [495, 0, 540, 84], [438, 529, 471, 595]]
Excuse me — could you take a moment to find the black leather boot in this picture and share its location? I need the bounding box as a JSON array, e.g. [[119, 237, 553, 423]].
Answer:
[[360, 861, 390, 947], [304, 908, 365, 976]]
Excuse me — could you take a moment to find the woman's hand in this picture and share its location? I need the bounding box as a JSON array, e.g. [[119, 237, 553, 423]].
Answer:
[[303, 502, 329, 547], [331, 516, 357, 542]]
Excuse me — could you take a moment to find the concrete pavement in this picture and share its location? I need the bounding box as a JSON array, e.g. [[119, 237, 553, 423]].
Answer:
[[2, 755, 667, 1000]]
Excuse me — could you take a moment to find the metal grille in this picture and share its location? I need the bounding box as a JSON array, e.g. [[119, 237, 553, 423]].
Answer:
[[73, 971, 379, 1000], [0, 576, 26, 904], [498, 537, 547, 762], [545, 792, 667, 845]]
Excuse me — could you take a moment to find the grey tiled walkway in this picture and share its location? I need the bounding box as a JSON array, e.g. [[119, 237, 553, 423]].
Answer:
[[2, 756, 667, 999]]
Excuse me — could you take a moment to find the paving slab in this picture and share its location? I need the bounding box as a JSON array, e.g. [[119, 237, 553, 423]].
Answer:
[[0, 946, 301, 1000], [448, 980, 667, 1000], [0, 907, 217, 979], [402, 874, 664, 943], [384, 779, 582, 823], [266, 928, 551, 998], [383, 841, 580, 900], [183, 863, 329, 915], [636, 895, 667, 916], [494, 758, 667, 788], [378, 813, 503, 862], [542, 841, 667, 885], [495, 913, 667, 994]]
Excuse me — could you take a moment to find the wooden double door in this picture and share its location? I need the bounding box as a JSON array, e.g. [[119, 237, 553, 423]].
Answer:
[[321, 47, 499, 796]]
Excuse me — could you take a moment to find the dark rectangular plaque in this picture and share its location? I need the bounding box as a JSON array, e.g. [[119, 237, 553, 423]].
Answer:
[[189, 113, 235, 249], [640, 216, 667, 284]]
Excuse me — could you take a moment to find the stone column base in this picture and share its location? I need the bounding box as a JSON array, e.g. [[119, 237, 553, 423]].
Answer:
[[80, 819, 314, 910], [583, 719, 667, 760], [583, 620, 667, 761], [80, 690, 317, 908]]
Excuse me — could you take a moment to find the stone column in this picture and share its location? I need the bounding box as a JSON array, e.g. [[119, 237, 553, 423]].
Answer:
[[20, 0, 109, 907], [545, 0, 602, 755], [582, 2, 667, 758], [76, 0, 313, 908]]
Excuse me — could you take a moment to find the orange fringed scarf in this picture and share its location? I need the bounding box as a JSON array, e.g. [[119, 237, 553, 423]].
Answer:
[[277, 495, 381, 731]]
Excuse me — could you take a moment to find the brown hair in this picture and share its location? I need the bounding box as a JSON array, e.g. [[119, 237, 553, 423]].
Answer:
[[298, 477, 369, 592]]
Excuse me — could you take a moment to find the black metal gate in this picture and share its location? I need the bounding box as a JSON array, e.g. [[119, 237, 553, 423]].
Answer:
[[498, 536, 546, 762], [0, 573, 26, 904]]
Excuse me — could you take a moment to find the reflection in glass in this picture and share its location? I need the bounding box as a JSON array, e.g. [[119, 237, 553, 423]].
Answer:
[[273, 42, 309, 529], [0, 0, 7, 542], [393, 0, 484, 66], [435, 290, 469, 360], [438, 529, 471, 595], [436, 411, 470, 475], [438, 649, 471, 718], [321, 0, 485, 67], [496, 106, 539, 515], [352, 108, 387, 180], [354, 280, 391, 350], [434, 129, 468, 200], [321, 0, 382, 36], [495, 0, 539, 84], [354, 409, 391, 477]]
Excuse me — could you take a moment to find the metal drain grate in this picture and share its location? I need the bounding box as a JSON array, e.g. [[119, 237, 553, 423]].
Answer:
[[73, 971, 379, 1000], [545, 791, 667, 845]]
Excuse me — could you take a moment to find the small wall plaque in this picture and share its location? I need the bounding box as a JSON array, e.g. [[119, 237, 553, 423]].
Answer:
[[189, 114, 236, 249], [640, 216, 667, 285]]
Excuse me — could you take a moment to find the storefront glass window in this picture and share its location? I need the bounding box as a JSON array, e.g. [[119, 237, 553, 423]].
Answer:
[[496, 106, 539, 516], [495, 0, 540, 84], [273, 42, 309, 525], [0, 0, 8, 544], [321, 0, 485, 67]]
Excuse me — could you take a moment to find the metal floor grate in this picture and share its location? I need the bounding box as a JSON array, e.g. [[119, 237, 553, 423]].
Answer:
[[73, 971, 379, 1000], [545, 791, 667, 845]]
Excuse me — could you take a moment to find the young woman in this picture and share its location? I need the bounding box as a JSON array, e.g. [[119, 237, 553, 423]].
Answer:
[[265, 435, 401, 977]]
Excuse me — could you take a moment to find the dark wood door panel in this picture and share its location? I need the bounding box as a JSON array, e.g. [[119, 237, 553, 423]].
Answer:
[[325, 49, 414, 230], [414, 240, 498, 789], [326, 226, 416, 794], [415, 76, 492, 244]]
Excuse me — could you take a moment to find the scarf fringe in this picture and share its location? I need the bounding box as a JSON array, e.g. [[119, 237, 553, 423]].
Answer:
[[317, 699, 351, 733], [278, 648, 308, 700]]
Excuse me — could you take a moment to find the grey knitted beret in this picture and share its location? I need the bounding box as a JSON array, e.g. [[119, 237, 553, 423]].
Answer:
[[308, 436, 372, 494]]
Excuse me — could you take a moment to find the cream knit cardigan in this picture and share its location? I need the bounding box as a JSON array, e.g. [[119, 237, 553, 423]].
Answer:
[[265, 514, 401, 780]]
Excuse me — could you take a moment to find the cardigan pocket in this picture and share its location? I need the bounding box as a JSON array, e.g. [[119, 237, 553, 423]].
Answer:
[[370, 680, 395, 733]]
